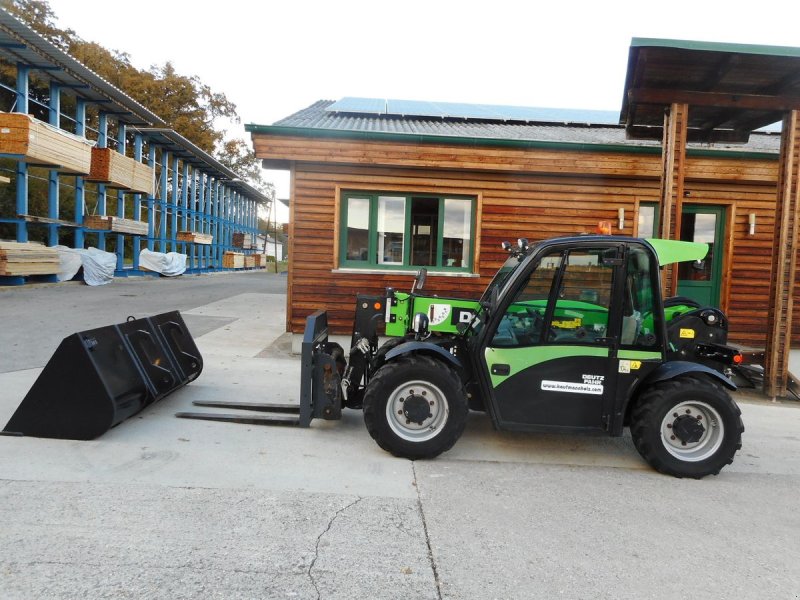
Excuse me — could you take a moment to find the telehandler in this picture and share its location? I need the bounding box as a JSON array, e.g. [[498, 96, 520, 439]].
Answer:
[[183, 235, 745, 479]]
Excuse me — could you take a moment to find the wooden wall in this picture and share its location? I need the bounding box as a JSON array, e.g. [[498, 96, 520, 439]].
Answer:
[[253, 133, 783, 347]]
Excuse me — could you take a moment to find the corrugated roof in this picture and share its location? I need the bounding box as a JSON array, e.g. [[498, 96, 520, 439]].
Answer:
[[327, 97, 621, 125], [264, 99, 781, 154]]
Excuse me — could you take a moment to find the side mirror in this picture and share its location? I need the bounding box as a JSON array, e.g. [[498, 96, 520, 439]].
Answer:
[[411, 268, 427, 293]]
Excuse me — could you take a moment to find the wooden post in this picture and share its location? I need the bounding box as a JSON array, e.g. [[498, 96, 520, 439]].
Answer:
[[764, 110, 800, 398], [657, 103, 689, 297]]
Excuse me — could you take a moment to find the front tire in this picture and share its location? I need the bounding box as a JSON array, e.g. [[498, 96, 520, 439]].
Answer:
[[630, 374, 743, 478], [363, 355, 468, 460]]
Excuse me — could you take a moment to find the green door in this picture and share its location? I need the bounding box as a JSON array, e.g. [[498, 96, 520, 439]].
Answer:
[[677, 205, 725, 308]]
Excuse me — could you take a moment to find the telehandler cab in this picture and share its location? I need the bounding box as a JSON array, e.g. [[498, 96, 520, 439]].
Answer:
[[185, 235, 745, 479]]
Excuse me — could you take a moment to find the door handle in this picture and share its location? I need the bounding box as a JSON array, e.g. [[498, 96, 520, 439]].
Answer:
[[491, 364, 510, 376]]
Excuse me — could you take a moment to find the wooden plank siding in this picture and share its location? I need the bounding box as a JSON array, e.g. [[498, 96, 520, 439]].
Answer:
[[253, 133, 786, 347]]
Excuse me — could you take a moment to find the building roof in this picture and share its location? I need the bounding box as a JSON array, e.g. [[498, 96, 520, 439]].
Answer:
[[248, 99, 781, 155], [621, 37, 800, 143]]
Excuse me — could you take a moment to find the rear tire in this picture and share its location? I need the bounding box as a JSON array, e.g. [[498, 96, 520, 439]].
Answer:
[[363, 355, 468, 460], [630, 374, 743, 478]]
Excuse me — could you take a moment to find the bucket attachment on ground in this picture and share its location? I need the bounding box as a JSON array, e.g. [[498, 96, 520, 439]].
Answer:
[[2, 310, 202, 440], [175, 310, 343, 427]]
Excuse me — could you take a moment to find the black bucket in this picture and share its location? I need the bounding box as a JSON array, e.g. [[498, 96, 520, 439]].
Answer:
[[2, 310, 202, 440]]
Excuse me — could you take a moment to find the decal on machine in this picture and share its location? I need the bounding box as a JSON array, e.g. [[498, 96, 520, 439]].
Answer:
[[618, 360, 642, 373], [541, 374, 604, 395], [427, 304, 452, 326], [452, 307, 476, 325]]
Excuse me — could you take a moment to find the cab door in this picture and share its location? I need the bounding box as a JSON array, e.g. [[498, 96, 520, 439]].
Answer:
[[478, 244, 622, 431]]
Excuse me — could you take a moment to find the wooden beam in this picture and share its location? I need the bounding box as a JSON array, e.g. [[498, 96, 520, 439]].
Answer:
[[629, 88, 800, 112], [764, 110, 800, 398], [657, 103, 689, 296]]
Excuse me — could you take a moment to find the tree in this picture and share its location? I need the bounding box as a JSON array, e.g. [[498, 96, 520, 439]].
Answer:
[[1, 0, 259, 176]]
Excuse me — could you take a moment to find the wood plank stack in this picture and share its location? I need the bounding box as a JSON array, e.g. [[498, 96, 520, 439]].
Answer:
[[222, 251, 245, 269], [0, 241, 60, 276], [177, 231, 213, 245], [84, 215, 149, 236], [244, 255, 256, 268], [0, 111, 93, 174], [86, 147, 155, 195], [253, 254, 264, 268], [232, 232, 254, 249]]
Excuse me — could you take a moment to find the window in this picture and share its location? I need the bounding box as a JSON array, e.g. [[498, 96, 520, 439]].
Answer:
[[340, 191, 474, 271], [622, 246, 660, 348], [493, 247, 616, 348], [637, 203, 659, 238]]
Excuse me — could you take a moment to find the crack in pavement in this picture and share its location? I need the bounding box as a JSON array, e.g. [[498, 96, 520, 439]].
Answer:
[[412, 462, 443, 600], [307, 496, 363, 599]]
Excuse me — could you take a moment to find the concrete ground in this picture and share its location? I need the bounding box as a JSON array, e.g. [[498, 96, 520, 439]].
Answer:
[[0, 271, 799, 599]]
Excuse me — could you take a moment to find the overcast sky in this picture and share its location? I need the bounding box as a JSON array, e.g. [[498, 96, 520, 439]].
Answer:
[[46, 0, 800, 216]]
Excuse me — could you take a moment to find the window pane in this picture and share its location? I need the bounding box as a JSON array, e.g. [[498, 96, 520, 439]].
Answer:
[[621, 247, 659, 347], [551, 249, 614, 344], [492, 252, 562, 347], [638, 205, 656, 238], [442, 198, 471, 268], [346, 197, 370, 261], [377, 196, 405, 265], [411, 196, 439, 266], [678, 213, 715, 281]]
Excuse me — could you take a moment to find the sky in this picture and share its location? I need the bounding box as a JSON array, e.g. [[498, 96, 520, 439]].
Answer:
[[45, 0, 800, 221]]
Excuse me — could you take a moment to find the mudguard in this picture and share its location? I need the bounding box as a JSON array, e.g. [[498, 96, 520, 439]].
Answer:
[[384, 341, 462, 369], [644, 360, 737, 391]]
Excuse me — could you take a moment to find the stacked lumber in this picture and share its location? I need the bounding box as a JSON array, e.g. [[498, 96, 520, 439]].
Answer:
[[222, 251, 245, 269], [0, 111, 93, 174], [232, 232, 254, 249], [177, 231, 213, 245], [84, 215, 149, 236], [244, 255, 256, 268], [0, 241, 59, 276], [253, 254, 264, 268], [86, 147, 155, 195]]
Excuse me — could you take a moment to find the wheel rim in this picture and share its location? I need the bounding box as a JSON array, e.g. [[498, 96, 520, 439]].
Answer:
[[385, 379, 450, 442], [660, 400, 724, 462]]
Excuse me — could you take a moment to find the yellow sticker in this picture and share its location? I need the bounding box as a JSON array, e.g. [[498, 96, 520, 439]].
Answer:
[[680, 328, 695, 339], [630, 361, 642, 370], [552, 318, 582, 329]]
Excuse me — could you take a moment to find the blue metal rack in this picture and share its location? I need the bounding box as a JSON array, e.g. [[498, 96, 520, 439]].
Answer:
[[0, 10, 270, 285]]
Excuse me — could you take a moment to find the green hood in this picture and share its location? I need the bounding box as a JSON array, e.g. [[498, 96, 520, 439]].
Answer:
[[646, 238, 708, 266]]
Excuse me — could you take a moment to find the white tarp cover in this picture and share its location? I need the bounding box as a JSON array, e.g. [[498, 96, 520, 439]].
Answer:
[[139, 248, 187, 276], [54, 246, 116, 286], [54, 245, 83, 282]]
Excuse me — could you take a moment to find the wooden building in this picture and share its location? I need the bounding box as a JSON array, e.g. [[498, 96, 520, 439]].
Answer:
[[247, 40, 800, 398], [247, 99, 783, 341]]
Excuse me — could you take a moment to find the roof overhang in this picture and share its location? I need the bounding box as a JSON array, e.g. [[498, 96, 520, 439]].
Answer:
[[620, 38, 800, 142]]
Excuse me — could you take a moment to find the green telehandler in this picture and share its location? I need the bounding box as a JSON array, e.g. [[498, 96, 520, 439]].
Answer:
[[181, 235, 745, 479]]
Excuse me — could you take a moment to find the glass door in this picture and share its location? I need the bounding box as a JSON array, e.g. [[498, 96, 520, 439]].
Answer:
[[677, 205, 725, 307]]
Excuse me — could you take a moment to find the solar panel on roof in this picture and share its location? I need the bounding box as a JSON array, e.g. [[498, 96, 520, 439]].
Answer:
[[327, 97, 387, 114], [326, 97, 619, 124]]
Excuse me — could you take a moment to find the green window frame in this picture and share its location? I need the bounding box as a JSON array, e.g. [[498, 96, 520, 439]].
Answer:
[[339, 191, 475, 272]]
